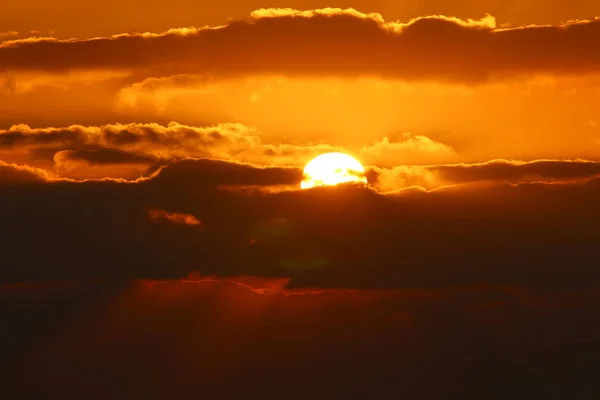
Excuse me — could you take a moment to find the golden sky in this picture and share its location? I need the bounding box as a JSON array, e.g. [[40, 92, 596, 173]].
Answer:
[[3, 0, 600, 38], [3, 4, 600, 396], [1, 5, 600, 186], [3, 0, 600, 288]]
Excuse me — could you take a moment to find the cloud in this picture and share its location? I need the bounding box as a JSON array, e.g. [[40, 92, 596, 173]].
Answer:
[[54, 147, 163, 168], [148, 209, 203, 226], [432, 159, 600, 183], [370, 159, 600, 191], [4, 122, 599, 191], [0, 122, 265, 175], [1, 9, 600, 83], [149, 158, 302, 188], [0, 160, 54, 184], [1, 122, 459, 179], [3, 156, 600, 394], [0, 31, 19, 38], [360, 134, 457, 166], [2, 158, 600, 290], [0, 122, 315, 169], [5, 277, 600, 398], [0, 122, 258, 154], [4, 122, 600, 191]]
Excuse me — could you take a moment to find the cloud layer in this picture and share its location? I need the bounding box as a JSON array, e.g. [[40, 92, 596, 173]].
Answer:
[[372, 159, 600, 190], [3, 6, 600, 399], [0, 122, 458, 178], [2, 158, 600, 290], [4, 278, 600, 398], [2, 9, 600, 83]]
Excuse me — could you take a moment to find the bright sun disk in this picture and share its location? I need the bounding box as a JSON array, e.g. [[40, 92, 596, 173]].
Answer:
[[301, 152, 367, 189]]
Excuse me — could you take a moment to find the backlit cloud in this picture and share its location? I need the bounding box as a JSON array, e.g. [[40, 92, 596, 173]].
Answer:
[[0, 160, 55, 185], [2, 158, 600, 290], [1, 9, 600, 83], [148, 209, 203, 226], [371, 159, 600, 191], [0, 123, 457, 179], [360, 134, 457, 166]]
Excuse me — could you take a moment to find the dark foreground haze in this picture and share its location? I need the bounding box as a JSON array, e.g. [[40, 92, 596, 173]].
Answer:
[[2, 160, 600, 398], [3, 279, 600, 399]]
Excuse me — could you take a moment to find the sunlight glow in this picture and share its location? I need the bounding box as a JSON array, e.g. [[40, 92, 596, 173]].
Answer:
[[301, 152, 367, 189]]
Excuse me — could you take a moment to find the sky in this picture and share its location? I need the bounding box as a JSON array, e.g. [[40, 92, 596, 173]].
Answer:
[[2, 1, 600, 398]]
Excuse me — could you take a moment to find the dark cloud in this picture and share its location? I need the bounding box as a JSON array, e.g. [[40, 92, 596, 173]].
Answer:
[[148, 208, 203, 225], [54, 147, 162, 166], [2, 158, 600, 290], [149, 157, 302, 188], [0, 125, 88, 147], [0, 122, 253, 152], [0, 123, 458, 175], [0, 122, 330, 171], [370, 159, 600, 190], [0, 160, 51, 185], [432, 159, 600, 183], [3, 156, 600, 399], [1, 10, 600, 83], [7, 123, 600, 191], [2, 279, 600, 399]]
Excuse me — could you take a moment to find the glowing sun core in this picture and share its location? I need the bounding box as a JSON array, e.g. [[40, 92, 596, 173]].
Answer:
[[301, 152, 368, 189]]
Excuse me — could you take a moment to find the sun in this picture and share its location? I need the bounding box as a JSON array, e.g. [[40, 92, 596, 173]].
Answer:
[[301, 152, 368, 189]]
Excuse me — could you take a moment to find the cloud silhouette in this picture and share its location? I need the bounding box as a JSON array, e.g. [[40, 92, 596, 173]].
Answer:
[[2, 158, 600, 290], [4, 277, 600, 399], [0, 123, 457, 178], [0, 160, 54, 184], [370, 159, 600, 190], [2, 9, 600, 83]]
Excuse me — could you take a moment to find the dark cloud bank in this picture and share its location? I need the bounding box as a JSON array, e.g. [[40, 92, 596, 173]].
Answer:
[[2, 278, 599, 399], [2, 157, 600, 289], [2, 157, 600, 399]]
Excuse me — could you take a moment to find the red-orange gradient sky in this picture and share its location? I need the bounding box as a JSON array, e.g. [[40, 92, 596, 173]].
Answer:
[[2, 2, 600, 398]]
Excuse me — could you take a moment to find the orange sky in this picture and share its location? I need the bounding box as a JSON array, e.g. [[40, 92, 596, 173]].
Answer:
[[3, 3, 600, 257], [4, 4, 600, 396], [1, 5, 600, 186], [2, 0, 600, 39]]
